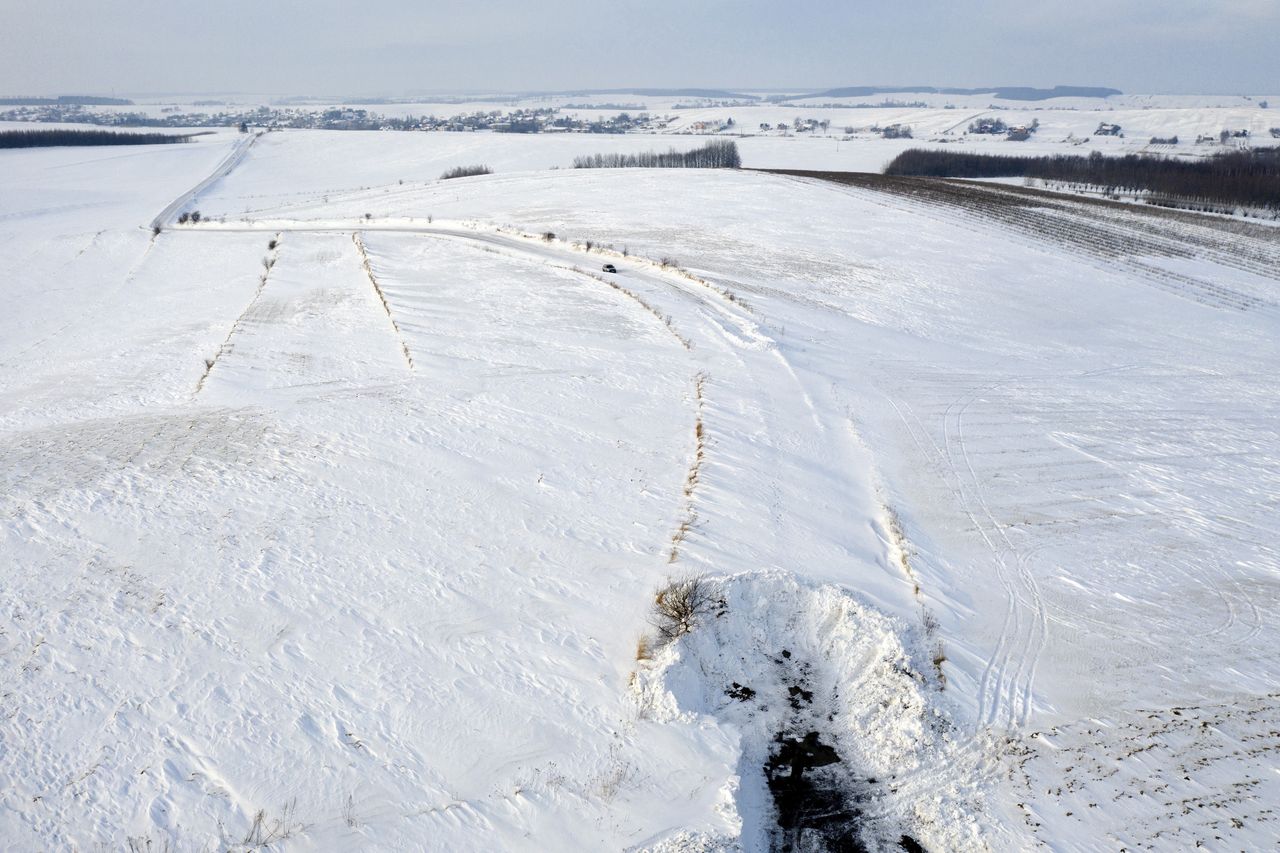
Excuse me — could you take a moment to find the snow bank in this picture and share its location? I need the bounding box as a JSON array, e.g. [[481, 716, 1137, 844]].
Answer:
[[633, 572, 987, 852]]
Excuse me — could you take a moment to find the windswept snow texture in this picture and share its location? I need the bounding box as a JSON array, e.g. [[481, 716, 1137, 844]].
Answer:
[[2, 131, 1279, 851]]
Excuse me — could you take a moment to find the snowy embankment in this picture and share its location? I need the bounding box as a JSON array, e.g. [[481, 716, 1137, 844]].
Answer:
[[1, 132, 1277, 850]]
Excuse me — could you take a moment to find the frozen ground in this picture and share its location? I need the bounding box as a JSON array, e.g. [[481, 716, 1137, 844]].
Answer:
[[1, 129, 1277, 851]]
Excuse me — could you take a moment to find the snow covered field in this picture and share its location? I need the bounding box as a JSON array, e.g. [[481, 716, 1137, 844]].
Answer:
[[1, 128, 1277, 851]]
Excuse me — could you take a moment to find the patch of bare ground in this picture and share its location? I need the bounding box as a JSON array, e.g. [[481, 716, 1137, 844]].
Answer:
[[1009, 692, 1280, 849]]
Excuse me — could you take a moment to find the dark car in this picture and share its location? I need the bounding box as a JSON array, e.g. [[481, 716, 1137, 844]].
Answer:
[[602, 263, 617, 273]]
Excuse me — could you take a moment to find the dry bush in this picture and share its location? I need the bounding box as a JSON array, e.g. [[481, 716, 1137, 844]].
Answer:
[[650, 575, 716, 643], [238, 799, 299, 848]]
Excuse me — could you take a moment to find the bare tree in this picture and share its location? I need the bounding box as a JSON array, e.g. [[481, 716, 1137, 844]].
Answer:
[[650, 575, 717, 644]]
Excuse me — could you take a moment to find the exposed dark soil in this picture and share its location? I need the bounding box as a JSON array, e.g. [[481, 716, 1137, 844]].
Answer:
[[766, 730, 867, 852]]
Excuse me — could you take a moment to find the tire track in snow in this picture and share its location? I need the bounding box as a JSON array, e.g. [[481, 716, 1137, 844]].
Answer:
[[946, 380, 1049, 730], [886, 376, 1048, 734]]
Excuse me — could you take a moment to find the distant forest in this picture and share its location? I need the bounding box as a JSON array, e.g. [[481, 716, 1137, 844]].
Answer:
[[885, 148, 1280, 211], [573, 139, 741, 169], [0, 95, 133, 106], [804, 85, 1121, 101], [0, 129, 191, 148]]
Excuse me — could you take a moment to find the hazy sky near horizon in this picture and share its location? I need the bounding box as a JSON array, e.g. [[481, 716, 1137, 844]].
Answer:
[[2, 0, 1277, 96]]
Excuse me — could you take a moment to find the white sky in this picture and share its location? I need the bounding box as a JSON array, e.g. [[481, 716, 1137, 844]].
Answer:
[[1, 0, 1277, 96]]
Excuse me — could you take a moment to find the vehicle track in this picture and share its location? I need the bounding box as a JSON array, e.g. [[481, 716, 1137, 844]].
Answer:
[[150, 132, 259, 230]]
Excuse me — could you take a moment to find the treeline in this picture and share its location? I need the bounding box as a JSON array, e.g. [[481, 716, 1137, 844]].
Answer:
[[0, 129, 190, 148], [885, 148, 1280, 211], [0, 95, 133, 106], [440, 164, 492, 179], [573, 139, 741, 169]]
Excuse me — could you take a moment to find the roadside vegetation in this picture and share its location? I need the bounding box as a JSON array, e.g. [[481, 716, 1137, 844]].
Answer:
[[885, 147, 1280, 212], [573, 139, 741, 169], [0, 129, 191, 148]]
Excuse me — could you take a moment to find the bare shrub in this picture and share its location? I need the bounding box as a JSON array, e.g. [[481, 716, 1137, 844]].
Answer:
[[650, 575, 717, 643], [591, 743, 638, 800], [238, 799, 299, 848], [344, 794, 359, 828], [542, 231, 556, 242]]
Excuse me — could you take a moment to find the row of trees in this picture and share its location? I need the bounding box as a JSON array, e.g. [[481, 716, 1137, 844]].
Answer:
[[0, 96, 133, 106], [573, 139, 741, 170], [0, 129, 190, 148], [440, 164, 492, 179], [885, 148, 1280, 211]]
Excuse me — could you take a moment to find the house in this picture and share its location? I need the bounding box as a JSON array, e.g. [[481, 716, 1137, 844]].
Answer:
[[969, 118, 1007, 135]]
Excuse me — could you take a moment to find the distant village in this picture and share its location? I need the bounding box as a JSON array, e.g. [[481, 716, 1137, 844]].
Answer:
[[0, 103, 887, 138], [0, 103, 683, 134], [2, 102, 1275, 145]]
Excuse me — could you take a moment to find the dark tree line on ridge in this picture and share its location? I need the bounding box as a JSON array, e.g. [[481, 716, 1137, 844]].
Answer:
[[573, 139, 741, 169], [885, 147, 1280, 211], [0, 129, 191, 148]]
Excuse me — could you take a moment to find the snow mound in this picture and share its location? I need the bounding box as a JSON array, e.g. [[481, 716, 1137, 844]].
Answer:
[[633, 572, 990, 852]]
